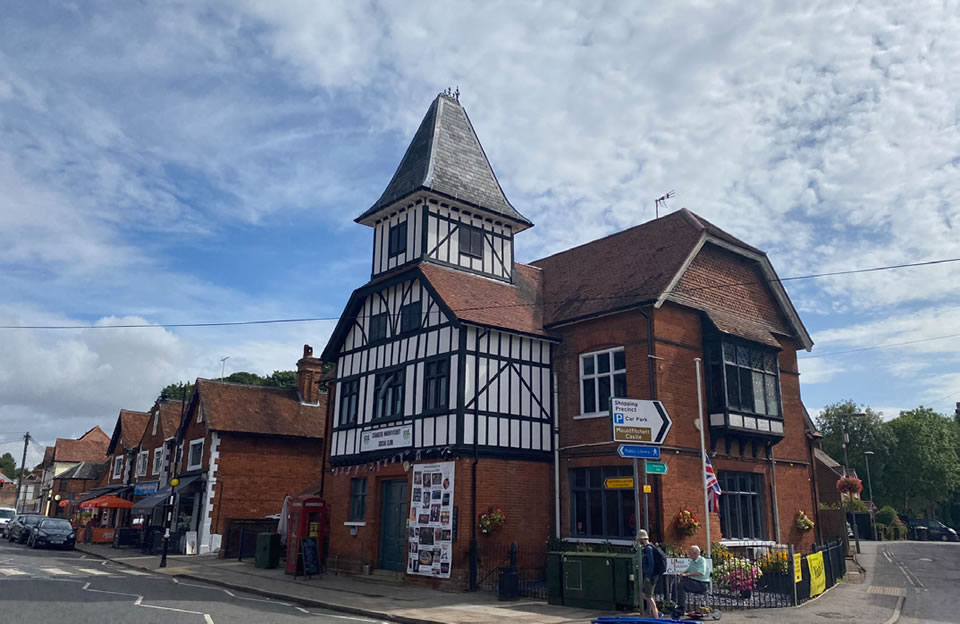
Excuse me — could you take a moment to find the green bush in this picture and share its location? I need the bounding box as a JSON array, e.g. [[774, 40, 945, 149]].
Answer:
[[846, 497, 870, 513], [876, 506, 898, 525]]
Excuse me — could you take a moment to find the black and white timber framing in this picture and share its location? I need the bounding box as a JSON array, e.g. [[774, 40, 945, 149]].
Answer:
[[371, 196, 515, 282], [326, 92, 550, 466], [329, 272, 554, 464]]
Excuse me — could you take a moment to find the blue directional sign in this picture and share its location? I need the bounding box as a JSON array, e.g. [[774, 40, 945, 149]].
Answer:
[[617, 444, 661, 459]]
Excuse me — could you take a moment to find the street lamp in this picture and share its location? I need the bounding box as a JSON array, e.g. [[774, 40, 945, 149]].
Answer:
[[863, 451, 875, 502], [841, 412, 866, 554]]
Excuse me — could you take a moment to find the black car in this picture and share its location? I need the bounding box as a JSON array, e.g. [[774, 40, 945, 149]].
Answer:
[[923, 519, 958, 542], [27, 518, 76, 550], [7, 514, 43, 544]]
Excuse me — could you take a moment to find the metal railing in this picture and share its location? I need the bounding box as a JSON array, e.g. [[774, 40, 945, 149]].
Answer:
[[476, 541, 548, 599]]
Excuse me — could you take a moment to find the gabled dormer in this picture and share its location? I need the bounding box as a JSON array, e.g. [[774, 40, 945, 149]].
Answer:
[[356, 93, 533, 283]]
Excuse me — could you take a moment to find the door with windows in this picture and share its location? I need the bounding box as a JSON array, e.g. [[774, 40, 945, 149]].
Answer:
[[379, 480, 409, 571]]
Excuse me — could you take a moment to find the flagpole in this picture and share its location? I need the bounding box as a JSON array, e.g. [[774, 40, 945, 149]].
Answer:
[[695, 358, 711, 558]]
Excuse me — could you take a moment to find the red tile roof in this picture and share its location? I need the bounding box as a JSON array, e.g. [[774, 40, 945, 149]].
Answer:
[[54, 426, 110, 463], [107, 410, 150, 454], [420, 262, 552, 338], [156, 399, 183, 439], [531, 209, 703, 326], [195, 379, 325, 438]]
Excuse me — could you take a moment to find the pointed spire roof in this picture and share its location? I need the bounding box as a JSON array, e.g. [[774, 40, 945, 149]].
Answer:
[[357, 93, 532, 230]]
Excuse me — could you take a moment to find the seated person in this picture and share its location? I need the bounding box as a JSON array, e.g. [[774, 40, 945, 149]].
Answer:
[[674, 545, 711, 614]]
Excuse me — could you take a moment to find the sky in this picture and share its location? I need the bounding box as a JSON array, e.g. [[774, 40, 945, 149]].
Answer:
[[1, 1, 959, 467]]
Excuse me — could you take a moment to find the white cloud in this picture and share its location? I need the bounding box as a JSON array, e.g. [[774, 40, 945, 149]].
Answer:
[[2, 1, 960, 446]]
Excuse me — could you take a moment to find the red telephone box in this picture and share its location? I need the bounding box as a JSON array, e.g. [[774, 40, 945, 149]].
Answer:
[[285, 495, 327, 575]]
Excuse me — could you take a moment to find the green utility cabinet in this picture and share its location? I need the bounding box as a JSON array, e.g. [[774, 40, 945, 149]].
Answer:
[[255, 532, 281, 569], [611, 553, 637, 609], [561, 552, 617, 611], [546, 552, 564, 605]]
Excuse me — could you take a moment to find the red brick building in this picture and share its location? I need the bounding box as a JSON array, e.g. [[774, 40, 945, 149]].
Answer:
[[167, 370, 327, 555], [40, 426, 110, 517], [534, 209, 817, 551], [319, 93, 821, 589]]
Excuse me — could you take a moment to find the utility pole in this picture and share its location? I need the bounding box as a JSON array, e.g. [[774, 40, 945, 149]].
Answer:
[[16, 432, 30, 513]]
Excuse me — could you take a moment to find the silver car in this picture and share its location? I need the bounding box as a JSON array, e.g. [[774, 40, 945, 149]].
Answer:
[[0, 508, 15, 537]]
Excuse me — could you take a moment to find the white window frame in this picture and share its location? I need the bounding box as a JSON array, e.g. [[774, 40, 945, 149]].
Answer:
[[187, 438, 204, 471], [152, 447, 164, 475], [112, 456, 123, 479], [577, 346, 627, 419], [196, 405, 203, 424], [152, 413, 159, 436], [136, 450, 149, 477]]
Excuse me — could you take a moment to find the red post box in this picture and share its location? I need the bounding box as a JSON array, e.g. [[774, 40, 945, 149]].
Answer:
[[285, 495, 327, 576]]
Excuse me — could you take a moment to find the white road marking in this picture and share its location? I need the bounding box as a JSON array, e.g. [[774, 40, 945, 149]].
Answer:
[[203, 615, 214, 624], [0, 568, 28, 576], [116, 568, 152, 576], [41, 568, 73, 576], [296, 607, 310, 613]]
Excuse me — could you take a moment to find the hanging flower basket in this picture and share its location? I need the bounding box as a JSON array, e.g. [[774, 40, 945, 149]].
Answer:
[[478, 506, 506, 535], [795, 510, 815, 532], [674, 508, 700, 537], [836, 476, 863, 496]]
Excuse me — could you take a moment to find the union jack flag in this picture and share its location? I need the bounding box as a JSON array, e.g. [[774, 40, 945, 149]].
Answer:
[[705, 454, 721, 512]]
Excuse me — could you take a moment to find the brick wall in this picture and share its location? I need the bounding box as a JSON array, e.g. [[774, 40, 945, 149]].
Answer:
[[324, 456, 552, 590], [211, 433, 327, 536]]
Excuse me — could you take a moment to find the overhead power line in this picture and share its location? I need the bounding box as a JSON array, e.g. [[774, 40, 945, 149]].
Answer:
[[797, 332, 960, 359], [0, 256, 958, 331]]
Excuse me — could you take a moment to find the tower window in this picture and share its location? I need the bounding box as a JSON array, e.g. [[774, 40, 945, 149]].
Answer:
[[388, 222, 407, 257], [459, 224, 484, 259]]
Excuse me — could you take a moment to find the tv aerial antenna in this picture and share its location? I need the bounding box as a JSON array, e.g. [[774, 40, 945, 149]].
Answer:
[[655, 190, 675, 219]]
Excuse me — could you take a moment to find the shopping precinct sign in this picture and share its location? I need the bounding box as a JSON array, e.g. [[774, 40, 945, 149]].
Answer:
[[610, 398, 672, 444]]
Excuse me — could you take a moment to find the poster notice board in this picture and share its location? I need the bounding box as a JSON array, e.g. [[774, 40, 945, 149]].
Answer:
[[301, 537, 321, 577], [407, 461, 455, 578]]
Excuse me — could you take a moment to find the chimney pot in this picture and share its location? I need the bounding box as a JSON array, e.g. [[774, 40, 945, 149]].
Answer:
[[304, 344, 313, 358]]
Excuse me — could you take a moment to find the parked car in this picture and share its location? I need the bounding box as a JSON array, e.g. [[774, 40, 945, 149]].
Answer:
[[26, 518, 76, 550], [923, 519, 958, 542], [0, 508, 16, 537], [7, 514, 43, 544]]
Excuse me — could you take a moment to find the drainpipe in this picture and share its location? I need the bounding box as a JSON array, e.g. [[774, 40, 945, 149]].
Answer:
[[553, 371, 560, 539], [769, 445, 781, 543]]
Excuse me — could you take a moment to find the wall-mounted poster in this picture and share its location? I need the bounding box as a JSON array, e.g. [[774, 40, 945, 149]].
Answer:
[[407, 461, 454, 578]]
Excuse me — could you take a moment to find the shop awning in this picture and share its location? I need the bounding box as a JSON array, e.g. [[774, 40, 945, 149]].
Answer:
[[80, 495, 134, 509], [58, 500, 70, 508], [130, 475, 201, 513], [73, 485, 128, 505]]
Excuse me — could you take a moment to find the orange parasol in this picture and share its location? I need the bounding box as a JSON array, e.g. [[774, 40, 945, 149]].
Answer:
[[79, 495, 134, 509]]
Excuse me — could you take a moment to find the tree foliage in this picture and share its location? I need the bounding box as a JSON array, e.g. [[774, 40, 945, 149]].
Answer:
[[815, 400, 891, 483], [0, 452, 17, 479], [158, 369, 303, 402], [882, 406, 960, 517]]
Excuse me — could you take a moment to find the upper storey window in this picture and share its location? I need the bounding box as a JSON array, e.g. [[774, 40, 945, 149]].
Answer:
[[580, 347, 627, 416], [369, 312, 388, 343], [706, 340, 781, 418], [388, 222, 407, 257], [459, 224, 484, 259]]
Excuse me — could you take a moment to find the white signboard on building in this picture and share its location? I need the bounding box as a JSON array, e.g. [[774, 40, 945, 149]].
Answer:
[[359, 424, 413, 453], [407, 462, 455, 579], [611, 398, 672, 444]]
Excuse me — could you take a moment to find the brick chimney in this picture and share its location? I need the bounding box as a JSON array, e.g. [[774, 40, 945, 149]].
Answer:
[[296, 344, 326, 404]]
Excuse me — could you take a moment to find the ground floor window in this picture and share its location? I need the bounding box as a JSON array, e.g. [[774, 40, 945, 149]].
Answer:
[[570, 466, 636, 539], [718, 471, 766, 540]]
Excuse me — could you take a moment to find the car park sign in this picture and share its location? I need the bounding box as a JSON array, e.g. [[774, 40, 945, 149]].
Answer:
[[610, 398, 672, 444]]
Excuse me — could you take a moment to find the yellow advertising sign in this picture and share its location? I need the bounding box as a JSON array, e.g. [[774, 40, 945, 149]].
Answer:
[[643, 484, 652, 494], [807, 551, 826, 596], [794, 553, 803, 583], [603, 478, 635, 489]]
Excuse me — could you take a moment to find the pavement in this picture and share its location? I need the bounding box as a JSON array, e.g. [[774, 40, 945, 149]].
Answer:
[[56, 540, 935, 624]]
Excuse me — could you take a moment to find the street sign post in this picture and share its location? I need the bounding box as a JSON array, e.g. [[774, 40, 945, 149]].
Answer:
[[611, 399, 673, 539], [603, 477, 635, 490], [610, 398, 672, 444], [617, 444, 661, 459], [645, 461, 668, 475]]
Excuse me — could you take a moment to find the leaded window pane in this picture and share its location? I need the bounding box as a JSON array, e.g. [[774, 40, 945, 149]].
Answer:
[[763, 353, 776, 372], [739, 368, 755, 412], [725, 364, 740, 408], [765, 376, 779, 416], [737, 346, 750, 366], [752, 371, 766, 414]]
